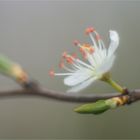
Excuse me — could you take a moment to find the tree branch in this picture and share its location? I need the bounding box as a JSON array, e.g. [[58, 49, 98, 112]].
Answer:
[[0, 77, 136, 105], [0, 87, 123, 103], [0, 80, 139, 104]]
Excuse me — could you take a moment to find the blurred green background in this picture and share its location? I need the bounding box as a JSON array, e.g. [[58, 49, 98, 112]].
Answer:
[[0, 0, 140, 139]]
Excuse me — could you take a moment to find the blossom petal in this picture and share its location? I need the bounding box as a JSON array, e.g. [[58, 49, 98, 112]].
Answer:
[[98, 55, 116, 74], [108, 30, 119, 57], [67, 76, 98, 93], [64, 69, 93, 86]]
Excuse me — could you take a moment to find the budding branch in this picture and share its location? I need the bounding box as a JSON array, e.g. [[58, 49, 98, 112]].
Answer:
[[0, 80, 139, 104]]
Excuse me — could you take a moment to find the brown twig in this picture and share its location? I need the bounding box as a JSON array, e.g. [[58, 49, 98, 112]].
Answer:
[[0, 78, 136, 105], [0, 79, 139, 104], [0, 88, 122, 103]]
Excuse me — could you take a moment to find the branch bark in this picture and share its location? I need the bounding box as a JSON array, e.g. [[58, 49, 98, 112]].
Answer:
[[0, 79, 137, 104], [0, 81, 139, 104], [0, 88, 123, 103]]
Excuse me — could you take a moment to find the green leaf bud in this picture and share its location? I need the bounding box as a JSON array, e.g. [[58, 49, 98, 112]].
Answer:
[[74, 100, 111, 115]]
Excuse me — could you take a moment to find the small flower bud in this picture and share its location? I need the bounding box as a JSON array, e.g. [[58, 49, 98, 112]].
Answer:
[[0, 55, 29, 85], [74, 100, 110, 114]]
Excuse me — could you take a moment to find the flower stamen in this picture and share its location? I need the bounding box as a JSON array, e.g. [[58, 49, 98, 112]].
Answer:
[[62, 52, 77, 65], [82, 43, 94, 54], [85, 27, 95, 35], [74, 40, 80, 46], [62, 52, 67, 59], [49, 69, 55, 77], [59, 61, 64, 69]]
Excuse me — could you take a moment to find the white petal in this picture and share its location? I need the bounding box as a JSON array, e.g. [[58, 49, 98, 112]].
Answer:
[[108, 30, 119, 56], [86, 52, 97, 67], [67, 76, 97, 93], [98, 55, 116, 74], [64, 69, 93, 86]]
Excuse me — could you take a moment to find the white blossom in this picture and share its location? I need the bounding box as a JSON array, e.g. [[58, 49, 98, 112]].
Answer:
[[49, 27, 119, 92]]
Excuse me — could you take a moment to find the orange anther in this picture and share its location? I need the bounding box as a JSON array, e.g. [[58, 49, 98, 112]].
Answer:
[[83, 43, 91, 48], [66, 56, 74, 64], [73, 40, 80, 46], [49, 69, 55, 77], [79, 48, 84, 53], [81, 44, 94, 54], [82, 51, 87, 59], [59, 62, 64, 68], [79, 48, 87, 59], [89, 47, 94, 53], [85, 27, 95, 34], [62, 52, 67, 58]]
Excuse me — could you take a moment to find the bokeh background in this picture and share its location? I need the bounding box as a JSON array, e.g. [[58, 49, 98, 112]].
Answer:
[[0, 0, 140, 139]]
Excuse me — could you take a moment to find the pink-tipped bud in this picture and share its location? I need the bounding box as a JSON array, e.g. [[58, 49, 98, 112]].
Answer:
[[85, 27, 95, 34], [49, 69, 55, 77], [73, 40, 80, 46]]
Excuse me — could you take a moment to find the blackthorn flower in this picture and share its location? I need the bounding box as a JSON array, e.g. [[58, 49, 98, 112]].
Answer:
[[49, 27, 120, 92]]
